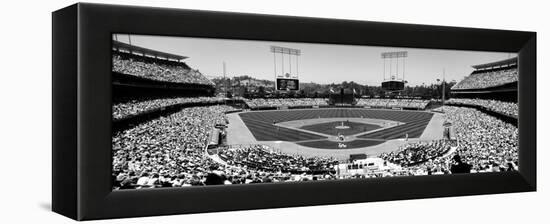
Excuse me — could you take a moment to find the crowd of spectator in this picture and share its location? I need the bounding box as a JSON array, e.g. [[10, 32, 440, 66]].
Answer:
[[242, 97, 432, 110], [379, 139, 452, 167], [446, 98, 518, 118], [452, 67, 518, 90], [244, 98, 329, 109], [217, 144, 338, 173], [112, 53, 213, 85], [112, 105, 236, 189], [112, 103, 518, 189], [113, 97, 227, 120], [356, 98, 430, 109], [404, 106, 518, 175]]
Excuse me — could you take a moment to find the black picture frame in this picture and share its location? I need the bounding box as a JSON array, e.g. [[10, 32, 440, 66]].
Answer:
[[52, 3, 536, 221]]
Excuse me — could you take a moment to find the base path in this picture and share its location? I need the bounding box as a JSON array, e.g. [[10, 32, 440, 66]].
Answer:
[[419, 112, 445, 140], [226, 112, 258, 145]]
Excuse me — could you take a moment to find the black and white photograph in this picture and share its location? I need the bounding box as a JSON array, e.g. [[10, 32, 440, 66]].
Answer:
[[111, 34, 519, 190], [3, 0, 547, 223]]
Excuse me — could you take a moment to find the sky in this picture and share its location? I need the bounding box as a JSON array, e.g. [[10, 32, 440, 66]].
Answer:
[[114, 34, 517, 86]]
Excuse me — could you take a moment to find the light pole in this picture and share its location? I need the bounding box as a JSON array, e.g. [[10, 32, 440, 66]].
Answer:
[[442, 69, 446, 105]]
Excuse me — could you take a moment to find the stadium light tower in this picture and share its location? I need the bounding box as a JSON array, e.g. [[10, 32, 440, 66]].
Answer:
[[270, 46, 301, 91], [381, 51, 408, 92], [223, 61, 227, 94], [270, 46, 301, 78], [442, 68, 446, 104], [436, 69, 446, 104]]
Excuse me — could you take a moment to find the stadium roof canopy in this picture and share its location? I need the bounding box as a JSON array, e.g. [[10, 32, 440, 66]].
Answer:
[[471, 57, 517, 70], [112, 40, 188, 61]]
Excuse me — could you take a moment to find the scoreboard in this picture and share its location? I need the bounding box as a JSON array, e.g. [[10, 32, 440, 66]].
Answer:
[[276, 78, 299, 91], [381, 80, 405, 91]]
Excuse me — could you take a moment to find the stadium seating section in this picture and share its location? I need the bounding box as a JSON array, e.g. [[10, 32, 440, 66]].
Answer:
[[356, 98, 430, 110], [446, 98, 518, 118], [218, 145, 337, 173], [111, 51, 519, 189], [113, 97, 226, 120], [244, 98, 329, 109], [452, 67, 517, 90], [113, 52, 213, 85]]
